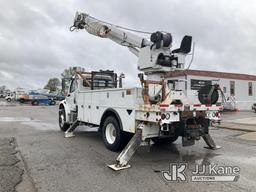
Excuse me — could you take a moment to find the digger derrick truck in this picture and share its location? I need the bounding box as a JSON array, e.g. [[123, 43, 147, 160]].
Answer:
[[59, 12, 222, 170]]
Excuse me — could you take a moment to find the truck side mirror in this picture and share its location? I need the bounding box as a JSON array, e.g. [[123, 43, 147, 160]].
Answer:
[[61, 79, 66, 93]]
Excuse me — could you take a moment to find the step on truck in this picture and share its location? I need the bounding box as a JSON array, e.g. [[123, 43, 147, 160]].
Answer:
[[59, 12, 222, 170]]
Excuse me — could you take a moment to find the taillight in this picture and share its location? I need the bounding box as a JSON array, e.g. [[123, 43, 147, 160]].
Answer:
[[160, 104, 169, 108]]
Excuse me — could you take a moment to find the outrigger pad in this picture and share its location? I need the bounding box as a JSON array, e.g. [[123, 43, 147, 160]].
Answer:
[[107, 164, 131, 171], [64, 132, 75, 138], [204, 145, 222, 150], [202, 134, 222, 150]]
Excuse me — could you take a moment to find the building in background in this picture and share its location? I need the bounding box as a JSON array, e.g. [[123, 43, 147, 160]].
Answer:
[[165, 70, 256, 110]]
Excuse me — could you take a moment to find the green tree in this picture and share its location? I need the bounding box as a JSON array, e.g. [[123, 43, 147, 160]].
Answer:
[[44, 78, 61, 92], [0, 85, 7, 95], [61, 67, 75, 79]]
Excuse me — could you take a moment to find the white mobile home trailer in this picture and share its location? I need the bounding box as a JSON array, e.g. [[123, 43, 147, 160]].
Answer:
[[165, 70, 256, 110]]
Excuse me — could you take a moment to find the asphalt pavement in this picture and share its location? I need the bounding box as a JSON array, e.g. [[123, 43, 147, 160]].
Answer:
[[0, 137, 23, 192], [0, 103, 256, 192]]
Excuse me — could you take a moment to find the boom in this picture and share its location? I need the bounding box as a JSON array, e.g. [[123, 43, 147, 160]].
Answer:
[[71, 12, 193, 73], [71, 12, 150, 56]]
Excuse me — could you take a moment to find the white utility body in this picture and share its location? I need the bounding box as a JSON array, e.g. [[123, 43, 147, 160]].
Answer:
[[59, 12, 222, 170]]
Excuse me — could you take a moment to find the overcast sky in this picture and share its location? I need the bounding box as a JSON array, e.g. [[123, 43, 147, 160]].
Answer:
[[0, 0, 256, 90]]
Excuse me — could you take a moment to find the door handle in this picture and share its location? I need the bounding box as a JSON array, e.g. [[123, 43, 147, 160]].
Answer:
[[67, 94, 71, 97]]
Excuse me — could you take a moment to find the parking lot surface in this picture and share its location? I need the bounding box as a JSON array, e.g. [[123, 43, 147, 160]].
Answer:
[[0, 104, 256, 192]]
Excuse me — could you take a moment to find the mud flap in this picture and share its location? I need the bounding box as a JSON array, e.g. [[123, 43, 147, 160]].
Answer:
[[182, 137, 195, 146], [202, 134, 221, 150]]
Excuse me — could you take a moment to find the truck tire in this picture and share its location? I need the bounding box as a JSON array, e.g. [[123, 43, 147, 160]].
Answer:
[[31, 100, 39, 106], [59, 108, 70, 132], [152, 135, 179, 145], [102, 116, 126, 152]]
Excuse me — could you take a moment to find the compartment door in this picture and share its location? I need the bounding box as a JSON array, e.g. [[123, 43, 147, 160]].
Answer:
[[83, 92, 92, 123]]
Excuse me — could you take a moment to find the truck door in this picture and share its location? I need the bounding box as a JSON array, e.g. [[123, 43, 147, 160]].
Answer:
[[66, 79, 77, 111]]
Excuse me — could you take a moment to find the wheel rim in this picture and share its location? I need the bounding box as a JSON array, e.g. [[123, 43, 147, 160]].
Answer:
[[60, 113, 65, 127], [105, 123, 116, 144]]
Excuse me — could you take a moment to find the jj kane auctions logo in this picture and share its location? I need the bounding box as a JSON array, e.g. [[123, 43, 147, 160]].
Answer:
[[162, 163, 240, 182]]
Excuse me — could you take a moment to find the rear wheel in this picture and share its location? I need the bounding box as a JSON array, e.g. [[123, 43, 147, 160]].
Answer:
[[59, 108, 70, 131], [152, 135, 179, 145], [6, 98, 11, 102], [102, 116, 128, 151]]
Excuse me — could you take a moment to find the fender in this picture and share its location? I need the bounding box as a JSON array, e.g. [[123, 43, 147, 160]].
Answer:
[[99, 108, 123, 131], [59, 99, 71, 123]]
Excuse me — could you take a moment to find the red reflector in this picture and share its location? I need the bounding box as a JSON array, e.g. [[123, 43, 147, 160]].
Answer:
[[205, 104, 212, 107], [216, 103, 222, 107], [193, 104, 201, 107], [160, 104, 169, 108]]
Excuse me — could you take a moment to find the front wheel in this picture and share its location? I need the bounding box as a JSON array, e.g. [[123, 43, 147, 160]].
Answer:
[[102, 116, 128, 152], [59, 108, 70, 132]]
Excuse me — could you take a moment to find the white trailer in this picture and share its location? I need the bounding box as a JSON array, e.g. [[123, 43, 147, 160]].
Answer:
[[59, 12, 222, 170]]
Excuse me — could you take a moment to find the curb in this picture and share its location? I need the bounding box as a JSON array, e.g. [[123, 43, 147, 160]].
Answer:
[[217, 124, 255, 132]]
